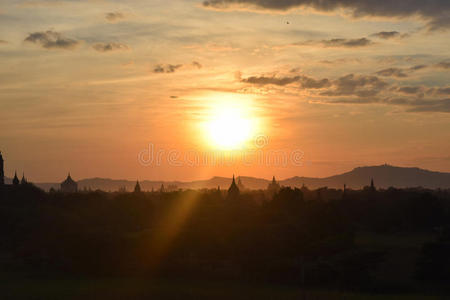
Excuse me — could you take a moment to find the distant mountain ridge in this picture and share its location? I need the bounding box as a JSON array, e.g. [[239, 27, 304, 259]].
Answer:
[[6, 165, 450, 191]]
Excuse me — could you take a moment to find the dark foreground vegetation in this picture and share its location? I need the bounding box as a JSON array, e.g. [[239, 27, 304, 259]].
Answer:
[[1, 184, 449, 298]]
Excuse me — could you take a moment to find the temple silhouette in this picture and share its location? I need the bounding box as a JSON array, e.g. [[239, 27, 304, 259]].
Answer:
[[0, 152, 29, 188], [1, 152, 285, 196], [61, 173, 78, 193], [227, 175, 240, 199], [0, 152, 80, 192]]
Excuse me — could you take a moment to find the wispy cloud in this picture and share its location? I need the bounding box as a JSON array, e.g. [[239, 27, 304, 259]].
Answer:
[[371, 31, 409, 39], [92, 42, 130, 52], [105, 12, 125, 23], [375, 65, 428, 78], [192, 61, 203, 69], [376, 68, 408, 78], [435, 61, 450, 69], [294, 37, 372, 48]]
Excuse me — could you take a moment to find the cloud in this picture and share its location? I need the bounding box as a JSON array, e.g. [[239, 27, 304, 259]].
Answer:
[[153, 61, 203, 73], [435, 61, 450, 69], [397, 86, 424, 95], [239, 68, 450, 112], [241, 74, 331, 88], [410, 64, 427, 71], [317, 96, 450, 113], [192, 61, 202, 69], [371, 31, 408, 39], [202, 0, 450, 30], [319, 58, 363, 64], [375, 65, 427, 78], [427, 87, 450, 96], [241, 75, 301, 86], [435, 87, 450, 95], [105, 12, 125, 23], [240, 71, 387, 97], [24, 30, 79, 50], [92, 42, 130, 52], [153, 64, 183, 73], [376, 68, 408, 78], [300, 77, 331, 89], [184, 43, 240, 52], [0, 40, 7, 44], [321, 74, 388, 97], [321, 38, 372, 47], [406, 98, 450, 113], [295, 37, 372, 48], [396, 86, 450, 97]]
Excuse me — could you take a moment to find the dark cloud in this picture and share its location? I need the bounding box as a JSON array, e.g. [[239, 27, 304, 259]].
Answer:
[[192, 61, 203, 69], [105, 12, 125, 22], [241, 75, 331, 88], [153, 62, 203, 73], [376, 64, 428, 78], [92, 42, 130, 52], [427, 15, 450, 31], [435, 61, 450, 69], [398, 86, 423, 94], [241, 72, 385, 98], [371, 31, 408, 39], [427, 87, 450, 96], [295, 37, 372, 48], [406, 99, 450, 113], [241, 72, 386, 96], [300, 77, 331, 89], [410, 64, 427, 71], [321, 74, 388, 97], [153, 64, 183, 73], [318, 96, 450, 113], [24, 30, 79, 50], [202, 0, 450, 30], [435, 87, 450, 95], [240, 68, 449, 112], [322, 38, 372, 47], [241, 75, 301, 86], [376, 68, 408, 78]]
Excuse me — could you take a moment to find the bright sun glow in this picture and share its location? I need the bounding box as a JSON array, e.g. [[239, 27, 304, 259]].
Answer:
[[203, 96, 258, 150]]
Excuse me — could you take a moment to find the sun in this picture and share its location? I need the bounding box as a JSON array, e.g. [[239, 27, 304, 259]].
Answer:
[[202, 97, 257, 150], [207, 108, 252, 149]]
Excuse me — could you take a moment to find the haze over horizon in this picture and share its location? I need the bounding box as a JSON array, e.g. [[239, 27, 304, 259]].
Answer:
[[1, 0, 449, 182]]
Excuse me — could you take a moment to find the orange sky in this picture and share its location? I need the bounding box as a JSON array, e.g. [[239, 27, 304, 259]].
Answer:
[[0, 0, 449, 182]]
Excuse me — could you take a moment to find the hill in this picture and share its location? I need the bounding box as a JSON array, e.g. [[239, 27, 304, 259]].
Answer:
[[10, 165, 450, 191]]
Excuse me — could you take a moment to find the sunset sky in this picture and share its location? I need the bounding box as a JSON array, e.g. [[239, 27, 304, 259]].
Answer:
[[1, 0, 449, 182]]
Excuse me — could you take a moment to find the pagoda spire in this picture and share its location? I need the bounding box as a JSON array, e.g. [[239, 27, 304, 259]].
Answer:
[[134, 180, 141, 193], [13, 171, 19, 185], [21, 172, 27, 184], [227, 174, 240, 200]]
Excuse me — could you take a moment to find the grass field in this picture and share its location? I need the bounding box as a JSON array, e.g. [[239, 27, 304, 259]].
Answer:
[[0, 277, 446, 300]]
